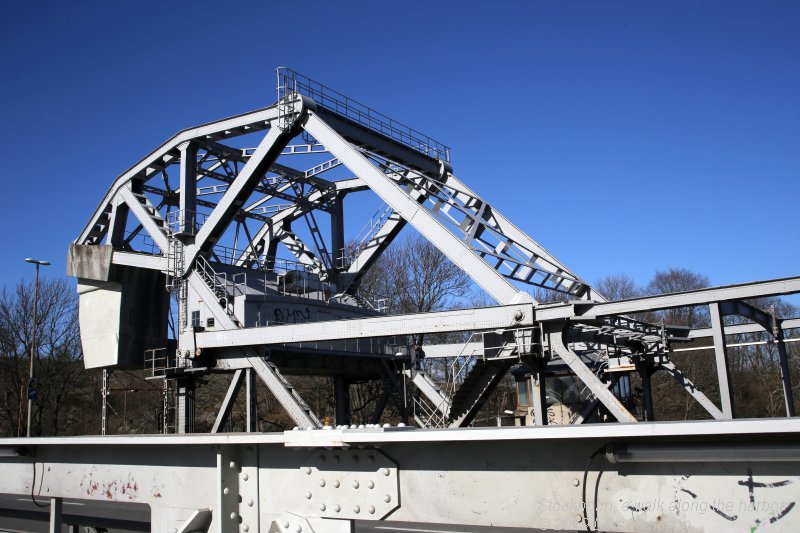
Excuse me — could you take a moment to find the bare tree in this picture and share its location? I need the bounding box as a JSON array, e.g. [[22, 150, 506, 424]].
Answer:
[[359, 233, 472, 315], [0, 278, 86, 437], [594, 273, 641, 301]]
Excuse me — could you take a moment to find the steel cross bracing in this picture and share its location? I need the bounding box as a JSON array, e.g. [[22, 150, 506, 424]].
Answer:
[[65, 68, 799, 442]]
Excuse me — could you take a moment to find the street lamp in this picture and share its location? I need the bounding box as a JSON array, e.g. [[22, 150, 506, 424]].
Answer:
[[24, 258, 50, 438]]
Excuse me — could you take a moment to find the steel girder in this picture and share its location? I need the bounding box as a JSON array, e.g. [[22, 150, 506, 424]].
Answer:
[[2, 420, 800, 532]]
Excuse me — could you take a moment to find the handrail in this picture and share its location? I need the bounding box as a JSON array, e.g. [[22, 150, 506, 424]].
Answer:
[[277, 67, 451, 162]]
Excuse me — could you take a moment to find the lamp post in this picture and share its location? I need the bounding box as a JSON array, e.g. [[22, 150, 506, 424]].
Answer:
[[24, 258, 49, 438]]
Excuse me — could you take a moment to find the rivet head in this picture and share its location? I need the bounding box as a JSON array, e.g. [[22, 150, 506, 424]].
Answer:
[[247, 498, 253, 507], [381, 468, 390, 476], [367, 480, 375, 489], [223, 487, 230, 495], [319, 479, 326, 487], [353, 505, 361, 514], [384, 494, 391, 503], [334, 504, 341, 512], [229, 461, 237, 469], [319, 454, 326, 462], [296, 525, 302, 533], [572, 478, 580, 487], [352, 455, 359, 463], [319, 503, 326, 511], [230, 511, 238, 520], [333, 455, 340, 464], [368, 505, 375, 514], [242, 525, 250, 532], [368, 455, 375, 464], [282, 520, 290, 528], [333, 480, 340, 488], [303, 467, 312, 475], [242, 473, 249, 481], [305, 491, 312, 499], [352, 480, 360, 489]]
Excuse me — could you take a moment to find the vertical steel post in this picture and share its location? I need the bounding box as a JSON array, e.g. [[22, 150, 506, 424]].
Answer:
[[335, 376, 351, 426], [101, 369, 108, 435], [638, 361, 655, 421], [176, 377, 196, 433], [25, 258, 49, 438], [771, 310, 796, 417], [246, 367, 258, 432], [330, 194, 345, 274], [530, 363, 548, 426], [178, 140, 198, 236], [709, 303, 735, 419], [49, 497, 62, 533]]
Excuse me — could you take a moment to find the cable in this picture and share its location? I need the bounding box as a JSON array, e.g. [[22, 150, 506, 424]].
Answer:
[[29, 451, 50, 508], [582, 446, 605, 532]]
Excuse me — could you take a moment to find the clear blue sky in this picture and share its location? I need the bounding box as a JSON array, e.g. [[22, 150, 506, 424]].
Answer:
[[1, 1, 798, 292]]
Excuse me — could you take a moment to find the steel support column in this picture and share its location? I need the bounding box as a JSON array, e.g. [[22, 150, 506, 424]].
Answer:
[[530, 361, 548, 426], [335, 376, 351, 426], [246, 367, 258, 432], [178, 140, 199, 236], [176, 377, 196, 434], [637, 360, 656, 422]]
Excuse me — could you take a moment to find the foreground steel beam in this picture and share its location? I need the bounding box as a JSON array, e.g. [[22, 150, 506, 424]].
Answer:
[[2, 419, 800, 532]]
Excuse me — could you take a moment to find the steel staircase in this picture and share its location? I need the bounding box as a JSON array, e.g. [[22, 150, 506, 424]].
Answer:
[[195, 256, 240, 326], [404, 369, 451, 425], [447, 357, 517, 427]]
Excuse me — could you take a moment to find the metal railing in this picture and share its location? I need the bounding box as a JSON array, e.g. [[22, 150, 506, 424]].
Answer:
[[166, 209, 210, 236], [145, 348, 187, 378], [277, 67, 451, 162], [196, 256, 229, 309], [413, 395, 448, 428]]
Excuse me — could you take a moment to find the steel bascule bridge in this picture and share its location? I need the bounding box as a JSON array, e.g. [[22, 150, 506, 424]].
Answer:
[[1, 68, 799, 533]]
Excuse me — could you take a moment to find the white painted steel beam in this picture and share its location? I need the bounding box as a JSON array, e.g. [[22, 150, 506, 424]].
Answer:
[[559, 276, 800, 318], [110, 250, 168, 271], [196, 304, 532, 349], [688, 317, 800, 338]]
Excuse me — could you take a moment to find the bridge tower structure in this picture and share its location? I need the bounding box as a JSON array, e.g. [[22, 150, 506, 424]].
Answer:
[[5, 67, 793, 533]]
